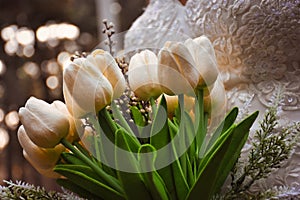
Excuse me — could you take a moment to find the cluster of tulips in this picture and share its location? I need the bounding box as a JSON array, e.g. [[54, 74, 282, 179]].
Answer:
[[17, 35, 257, 199]]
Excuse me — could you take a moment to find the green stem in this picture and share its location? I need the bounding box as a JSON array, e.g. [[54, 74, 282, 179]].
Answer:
[[196, 89, 206, 157], [60, 138, 123, 194], [150, 97, 157, 119], [88, 114, 102, 162], [99, 108, 118, 133], [111, 101, 134, 135], [198, 112, 209, 157]]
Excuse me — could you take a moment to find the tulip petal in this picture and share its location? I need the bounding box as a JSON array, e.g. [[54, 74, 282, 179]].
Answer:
[[89, 50, 126, 99], [128, 50, 163, 100], [158, 41, 199, 94], [184, 37, 219, 87], [64, 61, 113, 115], [19, 101, 69, 148], [23, 151, 62, 179], [18, 125, 65, 170]]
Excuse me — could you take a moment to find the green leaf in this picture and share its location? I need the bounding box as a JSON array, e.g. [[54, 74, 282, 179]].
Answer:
[[61, 152, 86, 165], [183, 111, 197, 167], [150, 96, 177, 199], [54, 164, 124, 200], [185, 155, 195, 188], [150, 95, 169, 149], [187, 111, 258, 200], [115, 129, 151, 200], [98, 109, 116, 143], [168, 120, 190, 200], [206, 107, 239, 151], [139, 144, 170, 200], [213, 111, 259, 192], [131, 106, 146, 127]]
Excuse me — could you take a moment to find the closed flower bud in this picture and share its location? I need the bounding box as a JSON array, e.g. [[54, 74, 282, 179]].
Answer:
[[158, 94, 195, 119], [158, 41, 199, 95], [18, 97, 69, 148], [184, 35, 218, 88], [63, 49, 126, 117], [128, 50, 163, 100], [18, 125, 64, 178], [158, 35, 219, 94]]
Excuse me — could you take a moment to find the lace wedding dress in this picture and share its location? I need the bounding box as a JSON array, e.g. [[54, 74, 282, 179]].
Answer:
[[124, 0, 300, 194]]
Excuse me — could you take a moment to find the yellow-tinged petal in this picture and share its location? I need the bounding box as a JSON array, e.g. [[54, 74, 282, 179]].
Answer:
[[23, 151, 62, 179], [18, 125, 65, 170], [158, 94, 195, 118]]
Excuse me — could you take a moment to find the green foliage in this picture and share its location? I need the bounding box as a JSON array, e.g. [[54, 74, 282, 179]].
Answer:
[[54, 88, 259, 200], [222, 107, 300, 199]]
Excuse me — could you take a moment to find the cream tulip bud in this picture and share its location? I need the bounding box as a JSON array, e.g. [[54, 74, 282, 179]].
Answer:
[[184, 35, 218, 88], [158, 41, 199, 95], [128, 50, 163, 100], [18, 126, 64, 178], [158, 36, 219, 94], [158, 94, 195, 119], [18, 97, 69, 148], [63, 49, 126, 117]]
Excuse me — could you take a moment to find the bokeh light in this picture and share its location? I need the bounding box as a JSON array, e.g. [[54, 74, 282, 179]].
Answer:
[[57, 51, 72, 69], [0, 128, 9, 152], [1, 25, 17, 41], [5, 111, 19, 129], [23, 45, 35, 57], [2, 25, 35, 57], [36, 23, 80, 43], [110, 2, 122, 15], [23, 62, 40, 79], [4, 40, 18, 55], [16, 28, 35, 46], [46, 76, 59, 90]]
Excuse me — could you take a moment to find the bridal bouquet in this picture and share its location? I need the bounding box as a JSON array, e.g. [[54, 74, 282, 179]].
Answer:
[[16, 33, 259, 200]]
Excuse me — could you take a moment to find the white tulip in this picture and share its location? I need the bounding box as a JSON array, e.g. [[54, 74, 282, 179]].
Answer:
[[18, 97, 69, 148], [184, 35, 219, 88], [158, 35, 219, 94], [63, 49, 126, 117], [158, 41, 199, 95], [128, 50, 163, 100], [18, 125, 64, 178]]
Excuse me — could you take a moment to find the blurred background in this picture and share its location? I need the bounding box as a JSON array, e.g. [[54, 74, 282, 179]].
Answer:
[[0, 0, 146, 191]]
